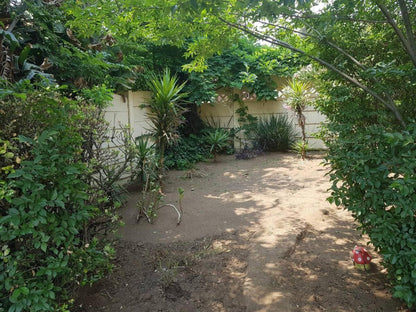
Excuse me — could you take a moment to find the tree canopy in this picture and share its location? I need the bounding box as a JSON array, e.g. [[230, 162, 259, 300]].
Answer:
[[57, 0, 416, 125], [2, 0, 416, 307]]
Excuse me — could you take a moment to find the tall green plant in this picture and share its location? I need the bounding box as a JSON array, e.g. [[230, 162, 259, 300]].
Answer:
[[145, 69, 188, 169], [281, 77, 314, 159]]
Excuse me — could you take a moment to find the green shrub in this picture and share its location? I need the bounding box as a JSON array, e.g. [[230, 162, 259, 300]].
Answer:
[[134, 135, 158, 184], [0, 84, 116, 311], [0, 129, 113, 312], [326, 123, 416, 307], [164, 134, 211, 170], [249, 114, 297, 152]]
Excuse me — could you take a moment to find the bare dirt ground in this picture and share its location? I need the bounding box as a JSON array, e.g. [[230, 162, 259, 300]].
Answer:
[[75, 152, 409, 312]]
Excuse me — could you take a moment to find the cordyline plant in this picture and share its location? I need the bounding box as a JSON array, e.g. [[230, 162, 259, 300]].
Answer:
[[144, 69, 188, 170], [281, 77, 314, 159]]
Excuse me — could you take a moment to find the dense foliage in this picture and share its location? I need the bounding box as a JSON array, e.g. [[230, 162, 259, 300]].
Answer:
[[164, 135, 211, 170], [0, 84, 117, 311], [326, 122, 416, 305], [1, 1, 136, 91], [307, 1, 416, 306], [186, 38, 307, 105]]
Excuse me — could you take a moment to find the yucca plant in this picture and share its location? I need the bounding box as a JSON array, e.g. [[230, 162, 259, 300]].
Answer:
[[144, 69, 188, 169], [134, 135, 157, 184], [281, 77, 314, 159], [251, 114, 297, 152]]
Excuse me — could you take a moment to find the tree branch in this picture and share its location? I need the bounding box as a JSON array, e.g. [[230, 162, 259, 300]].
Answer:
[[397, 0, 416, 67], [218, 17, 405, 127], [287, 13, 388, 24], [376, 1, 416, 67], [7, 18, 18, 33], [300, 20, 367, 70]]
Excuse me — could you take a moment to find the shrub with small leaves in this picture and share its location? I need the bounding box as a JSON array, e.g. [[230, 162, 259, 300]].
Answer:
[[164, 134, 211, 170], [0, 86, 114, 311], [326, 123, 416, 307]]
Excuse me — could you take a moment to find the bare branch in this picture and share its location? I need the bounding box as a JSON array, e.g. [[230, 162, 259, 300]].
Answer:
[[7, 18, 18, 33]]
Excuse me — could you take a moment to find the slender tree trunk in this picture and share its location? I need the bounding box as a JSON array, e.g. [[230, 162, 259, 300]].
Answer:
[[297, 110, 307, 160]]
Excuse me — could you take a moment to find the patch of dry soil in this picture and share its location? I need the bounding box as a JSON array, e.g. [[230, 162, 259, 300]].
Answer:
[[75, 152, 409, 312]]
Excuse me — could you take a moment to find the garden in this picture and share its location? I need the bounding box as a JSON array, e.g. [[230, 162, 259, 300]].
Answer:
[[1, 1, 416, 311]]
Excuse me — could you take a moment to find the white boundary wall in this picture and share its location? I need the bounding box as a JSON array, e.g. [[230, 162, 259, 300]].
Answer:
[[105, 91, 152, 140], [199, 89, 327, 150], [105, 90, 327, 150]]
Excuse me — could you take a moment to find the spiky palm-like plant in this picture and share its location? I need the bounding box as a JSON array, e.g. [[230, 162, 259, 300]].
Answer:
[[145, 69, 188, 168], [281, 78, 314, 159], [204, 128, 231, 161], [251, 114, 297, 152]]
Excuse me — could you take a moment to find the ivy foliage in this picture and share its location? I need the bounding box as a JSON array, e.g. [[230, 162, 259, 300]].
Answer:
[[186, 38, 307, 105]]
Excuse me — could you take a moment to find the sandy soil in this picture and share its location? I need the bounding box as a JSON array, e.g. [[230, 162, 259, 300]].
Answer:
[[75, 152, 409, 312]]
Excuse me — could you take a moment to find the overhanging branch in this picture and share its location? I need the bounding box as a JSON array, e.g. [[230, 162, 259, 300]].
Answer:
[[397, 0, 416, 67], [376, 1, 416, 67], [217, 16, 405, 127]]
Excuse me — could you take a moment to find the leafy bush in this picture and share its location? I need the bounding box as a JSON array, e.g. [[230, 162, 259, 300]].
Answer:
[[326, 123, 416, 307], [164, 134, 211, 170], [1, 129, 113, 311], [0, 84, 117, 311], [249, 114, 296, 152]]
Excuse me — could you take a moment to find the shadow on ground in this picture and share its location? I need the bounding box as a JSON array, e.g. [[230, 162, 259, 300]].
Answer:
[[74, 153, 409, 312]]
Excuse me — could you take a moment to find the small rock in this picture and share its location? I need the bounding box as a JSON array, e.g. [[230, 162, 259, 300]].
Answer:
[[140, 293, 153, 301]]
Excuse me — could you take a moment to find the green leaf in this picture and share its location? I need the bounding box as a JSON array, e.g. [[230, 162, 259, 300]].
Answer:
[[18, 46, 31, 66]]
